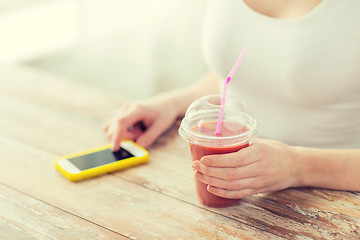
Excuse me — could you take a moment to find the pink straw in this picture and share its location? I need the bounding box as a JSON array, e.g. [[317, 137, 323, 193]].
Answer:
[[215, 48, 248, 135]]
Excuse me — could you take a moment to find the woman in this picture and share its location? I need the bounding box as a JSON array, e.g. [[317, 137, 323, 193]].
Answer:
[[103, 0, 360, 199]]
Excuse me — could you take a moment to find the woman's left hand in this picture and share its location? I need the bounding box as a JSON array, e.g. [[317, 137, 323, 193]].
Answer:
[[192, 138, 301, 199]]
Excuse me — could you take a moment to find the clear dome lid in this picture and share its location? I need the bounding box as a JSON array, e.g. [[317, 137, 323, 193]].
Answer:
[[179, 94, 257, 146]]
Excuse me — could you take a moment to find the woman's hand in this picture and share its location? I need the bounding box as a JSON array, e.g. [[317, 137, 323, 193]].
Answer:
[[192, 138, 300, 199], [103, 96, 179, 151]]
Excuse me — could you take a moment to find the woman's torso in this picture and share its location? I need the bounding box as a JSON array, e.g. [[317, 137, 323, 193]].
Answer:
[[202, 0, 360, 148]]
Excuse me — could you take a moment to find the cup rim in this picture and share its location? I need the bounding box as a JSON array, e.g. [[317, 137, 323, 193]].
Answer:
[[179, 119, 257, 145]]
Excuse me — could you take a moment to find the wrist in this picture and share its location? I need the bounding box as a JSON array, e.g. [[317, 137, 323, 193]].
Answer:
[[281, 145, 360, 191], [287, 146, 306, 188], [291, 146, 315, 188]]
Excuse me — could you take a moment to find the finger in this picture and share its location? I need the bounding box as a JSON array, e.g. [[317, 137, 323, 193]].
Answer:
[[111, 123, 144, 151], [111, 110, 149, 151], [128, 125, 144, 141], [111, 123, 124, 152], [207, 186, 256, 199], [194, 170, 258, 191], [132, 122, 146, 132], [135, 119, 170, 148], [192, 161, 259, 181], [200, 144, 258, 167]]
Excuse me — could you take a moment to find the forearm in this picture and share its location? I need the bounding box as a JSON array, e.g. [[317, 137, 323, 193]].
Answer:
[[293, 147, 360, 191], [155, 71, 220, 116]]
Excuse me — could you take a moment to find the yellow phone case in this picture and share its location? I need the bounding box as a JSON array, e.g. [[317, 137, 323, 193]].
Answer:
[[55, 140, 149, 181]]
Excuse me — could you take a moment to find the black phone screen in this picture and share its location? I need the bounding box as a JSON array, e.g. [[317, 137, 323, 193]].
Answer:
[[68, 148, 134, 171]]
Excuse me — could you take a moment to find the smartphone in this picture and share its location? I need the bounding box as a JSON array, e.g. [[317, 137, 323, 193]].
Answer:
[[55, 140, 149, 181]]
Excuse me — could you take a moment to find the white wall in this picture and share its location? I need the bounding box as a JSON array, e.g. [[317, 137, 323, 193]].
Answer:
[[76, 0, 208, 99], [0, 0, 78, 63], [0, 0, 209, 99]]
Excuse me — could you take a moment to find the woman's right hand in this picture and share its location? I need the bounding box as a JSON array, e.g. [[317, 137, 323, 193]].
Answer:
[[104, 72, 220, 151], [103, 96, 179, 151]]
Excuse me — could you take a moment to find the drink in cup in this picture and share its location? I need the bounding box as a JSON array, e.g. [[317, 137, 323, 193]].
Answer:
[[179, 95, 257, 208]]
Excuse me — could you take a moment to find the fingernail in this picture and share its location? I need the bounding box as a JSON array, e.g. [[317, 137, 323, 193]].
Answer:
[[207, 185, 215, 192], [200, 157, 207, 163], [192, 162, 199, 170]]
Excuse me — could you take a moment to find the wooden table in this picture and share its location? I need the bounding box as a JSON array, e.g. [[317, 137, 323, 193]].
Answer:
[[1, 65, 359, 240]]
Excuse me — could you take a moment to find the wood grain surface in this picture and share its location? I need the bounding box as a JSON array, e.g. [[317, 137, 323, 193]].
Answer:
[[0, 65, 359, 239]]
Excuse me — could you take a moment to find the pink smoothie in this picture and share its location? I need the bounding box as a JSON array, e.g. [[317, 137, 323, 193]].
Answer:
[[190, 121, 249, 208]]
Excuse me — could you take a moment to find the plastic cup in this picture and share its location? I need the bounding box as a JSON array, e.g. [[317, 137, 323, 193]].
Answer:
[[179, 94, 257, 208]]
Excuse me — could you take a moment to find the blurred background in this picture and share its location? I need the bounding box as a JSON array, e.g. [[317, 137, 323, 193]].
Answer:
[[0, 0, 208, 99]]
